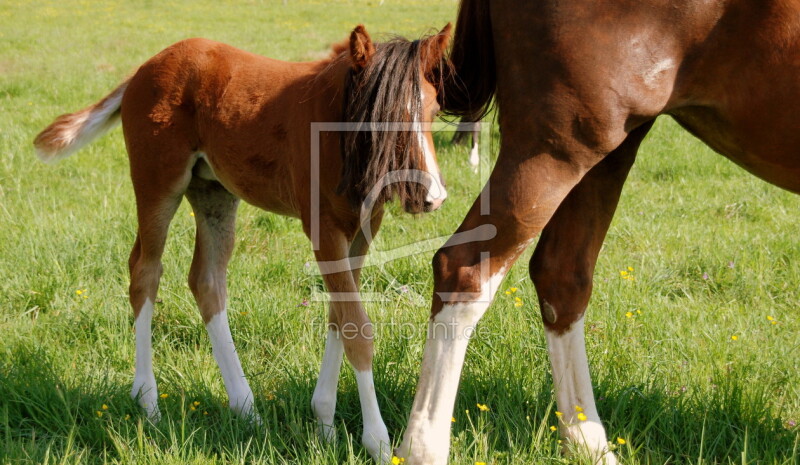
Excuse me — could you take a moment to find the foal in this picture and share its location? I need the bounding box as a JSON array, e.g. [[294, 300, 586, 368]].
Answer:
[[34, 24, 451, 463]]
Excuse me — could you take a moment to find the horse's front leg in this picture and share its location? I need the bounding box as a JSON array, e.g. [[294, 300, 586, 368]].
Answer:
[[310, 219, 390, 464]]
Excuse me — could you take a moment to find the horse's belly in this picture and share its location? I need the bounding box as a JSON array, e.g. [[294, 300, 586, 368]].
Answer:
[[670, 108, 800, 194]]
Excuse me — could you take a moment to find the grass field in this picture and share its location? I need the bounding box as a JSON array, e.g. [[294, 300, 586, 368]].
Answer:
[[1, 1, 799, 464]]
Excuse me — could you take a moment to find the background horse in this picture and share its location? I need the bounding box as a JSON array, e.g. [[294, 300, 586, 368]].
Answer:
[[35, 24, 451, 464], [398, 0, 800, 463], [450, 114, 481, 169]]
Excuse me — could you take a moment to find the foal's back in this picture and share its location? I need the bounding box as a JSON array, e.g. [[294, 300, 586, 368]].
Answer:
[[121, 38, 343, 217]]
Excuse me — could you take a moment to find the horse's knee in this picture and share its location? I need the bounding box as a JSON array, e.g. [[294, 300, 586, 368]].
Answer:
[[529, 258, 593, 331], [188, 270, 216, 299], [129, 259, 162, 312], [329, 304, 374, 371], [431, 247, 483, 298], [340, 326, 374, 372]]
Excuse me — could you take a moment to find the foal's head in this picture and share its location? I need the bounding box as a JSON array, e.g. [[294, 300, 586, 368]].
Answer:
[[339, 24, 451, 214]]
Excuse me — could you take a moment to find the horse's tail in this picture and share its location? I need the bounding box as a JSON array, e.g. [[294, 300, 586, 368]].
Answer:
[[34, 78, 130, 163], [442, 0, 496, 119]]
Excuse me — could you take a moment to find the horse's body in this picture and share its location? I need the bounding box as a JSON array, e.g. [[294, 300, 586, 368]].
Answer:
[[35, 25, 451, 464], [398, 1, 800, 463]]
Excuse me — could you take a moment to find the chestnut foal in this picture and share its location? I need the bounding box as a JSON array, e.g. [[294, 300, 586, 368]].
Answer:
[[35, 24, 451, 463]]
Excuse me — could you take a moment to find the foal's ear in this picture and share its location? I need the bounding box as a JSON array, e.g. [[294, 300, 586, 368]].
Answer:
[[349, 24, 376, 70], [421, 23, 452, 77]]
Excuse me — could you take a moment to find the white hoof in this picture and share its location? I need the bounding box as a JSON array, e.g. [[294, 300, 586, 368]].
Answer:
[[317, 422, 336, 443], [394, 438, 448, 465], [131, 380, 161, 422], [363, 424, 391, 464], [562, 421, 618, 465], [231, 395, 262, 425]]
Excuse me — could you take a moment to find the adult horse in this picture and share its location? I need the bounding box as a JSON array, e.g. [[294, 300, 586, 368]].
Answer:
[[34, 24, 451, 464], [398, 0, 800, 463]]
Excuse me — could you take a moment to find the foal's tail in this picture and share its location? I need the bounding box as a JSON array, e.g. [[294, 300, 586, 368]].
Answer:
[[34, 78, 130, 163], [442, 0, 496, 119]]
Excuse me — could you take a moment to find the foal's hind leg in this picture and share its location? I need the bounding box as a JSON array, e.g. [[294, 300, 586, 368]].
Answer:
[[311, 218, 390, 464], [184, 177, 259, 423], [129, 186, 187, 421], [530, 122, 653, 462]]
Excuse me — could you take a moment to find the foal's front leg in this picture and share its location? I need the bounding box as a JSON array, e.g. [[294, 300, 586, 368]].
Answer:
[[311, 224, 390, 464]]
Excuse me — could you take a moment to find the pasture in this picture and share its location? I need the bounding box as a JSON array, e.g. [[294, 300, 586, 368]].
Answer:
[[1, 0, 798, 463]]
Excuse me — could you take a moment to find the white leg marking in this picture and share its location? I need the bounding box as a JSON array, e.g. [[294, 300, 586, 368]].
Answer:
[[355, 369, 391, 465], [206, 310, 260, 423], [311, 329, 344, 443], [468, 138, 479, 168], [398, 271, 505, 465], [546, 315, 617, 464], [131, 298, 160, 421]]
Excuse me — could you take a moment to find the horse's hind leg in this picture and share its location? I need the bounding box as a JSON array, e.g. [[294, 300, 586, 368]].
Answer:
[[184, 177, 259, 422], [128, 172, 190, 422], [529, 121, 653, 460]]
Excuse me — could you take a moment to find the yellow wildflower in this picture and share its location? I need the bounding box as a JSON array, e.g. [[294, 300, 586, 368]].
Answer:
[[731, 335, 738, 341], [616, 437, 626, 445], [625, 312, 633, 318], [451, 417, 455, 423], [101, 404, 108, 410], [124, 414, 130, 420], [574, 405, 584, 412], [476, 403, 490, 412], [391, 457, 405, 465], [550, 425, 557, 432], [555, 411, 563, 418], [193, 401, 201, 407], [96, 411, 103, 417], [636, 309, 642, 315], [504, 287, 518, 295], [577, 413, 587, 421], [159, 393, 168, 399], [475, 462, 486, 465]]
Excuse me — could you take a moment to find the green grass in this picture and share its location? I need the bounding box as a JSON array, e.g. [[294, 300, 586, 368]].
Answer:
[[1, 0, 799, 464]]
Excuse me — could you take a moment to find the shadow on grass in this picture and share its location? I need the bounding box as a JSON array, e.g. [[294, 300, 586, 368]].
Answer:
[[0, 345, 346, 464], [3, 343, 798, 464], [448, 363, 799, 463]]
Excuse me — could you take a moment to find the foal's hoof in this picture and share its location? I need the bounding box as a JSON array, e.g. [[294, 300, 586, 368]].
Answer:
[[317, 423, 337, 443], [363, 426, 391, 464], [131, 384, 161, 423], [230, 396, 262, 425]]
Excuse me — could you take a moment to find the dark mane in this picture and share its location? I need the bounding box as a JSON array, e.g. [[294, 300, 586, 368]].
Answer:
[[337, 37, 428, 211]]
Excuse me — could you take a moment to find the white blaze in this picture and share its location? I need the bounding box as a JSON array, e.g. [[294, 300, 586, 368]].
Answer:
[[413, 90, 447, 205]]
